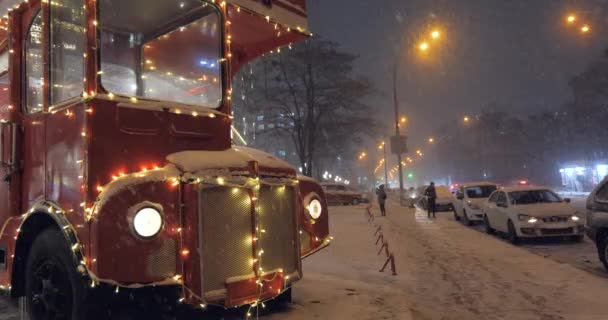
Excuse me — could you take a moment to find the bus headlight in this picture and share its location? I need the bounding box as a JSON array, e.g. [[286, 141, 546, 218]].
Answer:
[[308, 199, 323, 220], [133, 207, 163, 238]]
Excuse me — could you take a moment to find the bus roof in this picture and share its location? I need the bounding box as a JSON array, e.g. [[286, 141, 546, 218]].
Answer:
[[227, 0, 307, 31], [227, 0, 310, 74]]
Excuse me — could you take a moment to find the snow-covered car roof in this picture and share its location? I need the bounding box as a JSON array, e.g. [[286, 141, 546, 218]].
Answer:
[[459, 181, 499, 188], [500, 186, 554, 193]]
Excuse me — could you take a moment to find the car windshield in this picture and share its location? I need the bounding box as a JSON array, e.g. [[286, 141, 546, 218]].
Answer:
[[99, 0, 222, 108], [466, 186, 497, 199], [509, 190, 562, 205]]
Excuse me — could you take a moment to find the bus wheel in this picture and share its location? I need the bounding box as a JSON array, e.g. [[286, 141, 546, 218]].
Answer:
[[25, 228, 90, 320]]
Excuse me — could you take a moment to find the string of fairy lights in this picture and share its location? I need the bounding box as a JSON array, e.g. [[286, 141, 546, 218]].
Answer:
[[0, 0, 319, 318]]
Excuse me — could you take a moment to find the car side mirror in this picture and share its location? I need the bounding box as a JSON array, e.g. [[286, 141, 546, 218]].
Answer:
[[564, 198, 571, 203]]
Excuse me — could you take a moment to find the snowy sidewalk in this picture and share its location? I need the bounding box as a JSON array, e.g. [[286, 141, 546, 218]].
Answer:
[[368, 200, 608, 320], [269, 205, 414, 319]]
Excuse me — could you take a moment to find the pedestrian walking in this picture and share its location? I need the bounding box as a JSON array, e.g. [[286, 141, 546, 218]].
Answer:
[[424, 182, 437, 218], [376, 184, 387, 216]]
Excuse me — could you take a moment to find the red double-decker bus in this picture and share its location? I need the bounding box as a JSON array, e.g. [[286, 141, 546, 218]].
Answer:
[[0, 0, 329, 318]]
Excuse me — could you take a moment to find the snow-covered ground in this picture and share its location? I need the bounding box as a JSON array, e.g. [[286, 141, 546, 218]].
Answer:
[[3, 199, 608, 319], [0, 299, 17, 320]]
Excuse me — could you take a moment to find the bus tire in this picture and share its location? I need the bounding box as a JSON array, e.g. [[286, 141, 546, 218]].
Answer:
[[25, 228, 93, 320]]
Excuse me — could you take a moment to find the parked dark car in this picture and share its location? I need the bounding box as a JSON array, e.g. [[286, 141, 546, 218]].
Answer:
[[586, 177, 608, 271]]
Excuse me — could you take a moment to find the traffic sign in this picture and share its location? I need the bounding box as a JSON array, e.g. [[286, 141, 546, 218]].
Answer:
[[390, 135, 408, 155]]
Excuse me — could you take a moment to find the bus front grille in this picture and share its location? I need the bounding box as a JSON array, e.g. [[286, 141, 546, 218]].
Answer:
[[198, 184, 299, 300]]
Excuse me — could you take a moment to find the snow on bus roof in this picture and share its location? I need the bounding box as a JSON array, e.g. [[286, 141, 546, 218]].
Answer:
[[166, 146, 294, 173], [297, 175, 318, 183]]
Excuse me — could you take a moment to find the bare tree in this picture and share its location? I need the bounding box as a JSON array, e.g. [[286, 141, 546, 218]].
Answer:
[[234, 38, 377, 178]]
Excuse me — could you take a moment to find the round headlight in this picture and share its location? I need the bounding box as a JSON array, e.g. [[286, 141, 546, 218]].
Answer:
[[308, 199, 323, 220], [133, 207, 163, 238]]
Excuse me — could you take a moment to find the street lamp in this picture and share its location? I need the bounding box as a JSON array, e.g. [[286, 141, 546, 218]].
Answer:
[[428, 137, 434, 143], [463, 116, 470, 123], [392, 25, 445, 206], [581, 24, 590, 33], [566, 15, 576, 24], [378, 142, 389, 187]]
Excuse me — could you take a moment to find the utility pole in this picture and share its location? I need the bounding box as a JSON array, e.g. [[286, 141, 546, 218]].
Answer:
[[383, 141, 389, 187], [392, 66, 405, 206]]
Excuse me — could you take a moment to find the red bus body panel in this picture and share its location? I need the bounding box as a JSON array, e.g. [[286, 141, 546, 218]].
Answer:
[[0, 0, 329, 309]]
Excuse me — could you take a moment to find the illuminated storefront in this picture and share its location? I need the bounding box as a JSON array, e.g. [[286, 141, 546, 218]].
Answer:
[[559, 162, 608, 192]]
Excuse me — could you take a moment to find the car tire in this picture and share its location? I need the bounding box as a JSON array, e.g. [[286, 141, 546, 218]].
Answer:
[[25, 228, 94, 320], [462, 210, 472, 226], [453, 209, 460, 221], [507, 220, 520, 245], [484, 215, 495, 235], [598, 234, 608, 272]]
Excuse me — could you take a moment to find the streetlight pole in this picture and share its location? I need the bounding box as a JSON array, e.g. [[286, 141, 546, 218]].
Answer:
[[392, 66, 405, 205], [383, 142, 389, 187]]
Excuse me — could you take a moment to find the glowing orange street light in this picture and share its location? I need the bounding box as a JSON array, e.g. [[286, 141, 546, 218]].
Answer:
[[581, 24, 590, 33], [431, 30, 441, 39], [428, 137, 435, 143], [566, 15, 576, 24], [463, 116, 470, 123], [400, 117, 407, 123], [419, 42, 429, 51]]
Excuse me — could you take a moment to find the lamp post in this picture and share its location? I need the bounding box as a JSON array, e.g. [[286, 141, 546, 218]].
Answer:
[[392, 27, 443, 205], [379, 142, 389, 186], [392, 65, 406, 205]]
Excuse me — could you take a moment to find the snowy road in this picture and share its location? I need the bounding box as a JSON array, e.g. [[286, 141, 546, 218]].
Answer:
[[375, 200, 608, 320], [3, 201, 608, 319]]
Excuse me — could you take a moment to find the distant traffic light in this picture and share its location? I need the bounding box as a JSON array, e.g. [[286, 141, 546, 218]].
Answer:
[[407, 173, 414, 179]]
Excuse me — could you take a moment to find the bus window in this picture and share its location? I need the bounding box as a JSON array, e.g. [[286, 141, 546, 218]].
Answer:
[[25, 11, 43, 114], [50, 0, 85, 104]]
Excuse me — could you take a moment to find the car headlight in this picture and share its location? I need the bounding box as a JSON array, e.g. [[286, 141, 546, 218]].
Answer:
[[308, 199, 323, 220], [133, 207, 163, 238], [518, 214, 537, 223], [571, 215, 581, 222]]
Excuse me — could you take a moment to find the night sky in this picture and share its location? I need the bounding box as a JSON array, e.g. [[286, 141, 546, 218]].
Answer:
[[307, 0, 608, 146]]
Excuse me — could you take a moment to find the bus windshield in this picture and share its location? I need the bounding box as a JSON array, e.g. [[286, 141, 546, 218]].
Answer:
[[99, 0, 222, 108]]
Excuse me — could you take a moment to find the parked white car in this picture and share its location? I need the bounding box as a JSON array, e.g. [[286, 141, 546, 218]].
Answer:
[[453, 182, 498, 225], [484, 186, 585, 244]]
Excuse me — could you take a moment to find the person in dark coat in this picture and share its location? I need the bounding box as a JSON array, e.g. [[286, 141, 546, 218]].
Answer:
[[424, 182, 437, 218], [376, 184, 387, 216]]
